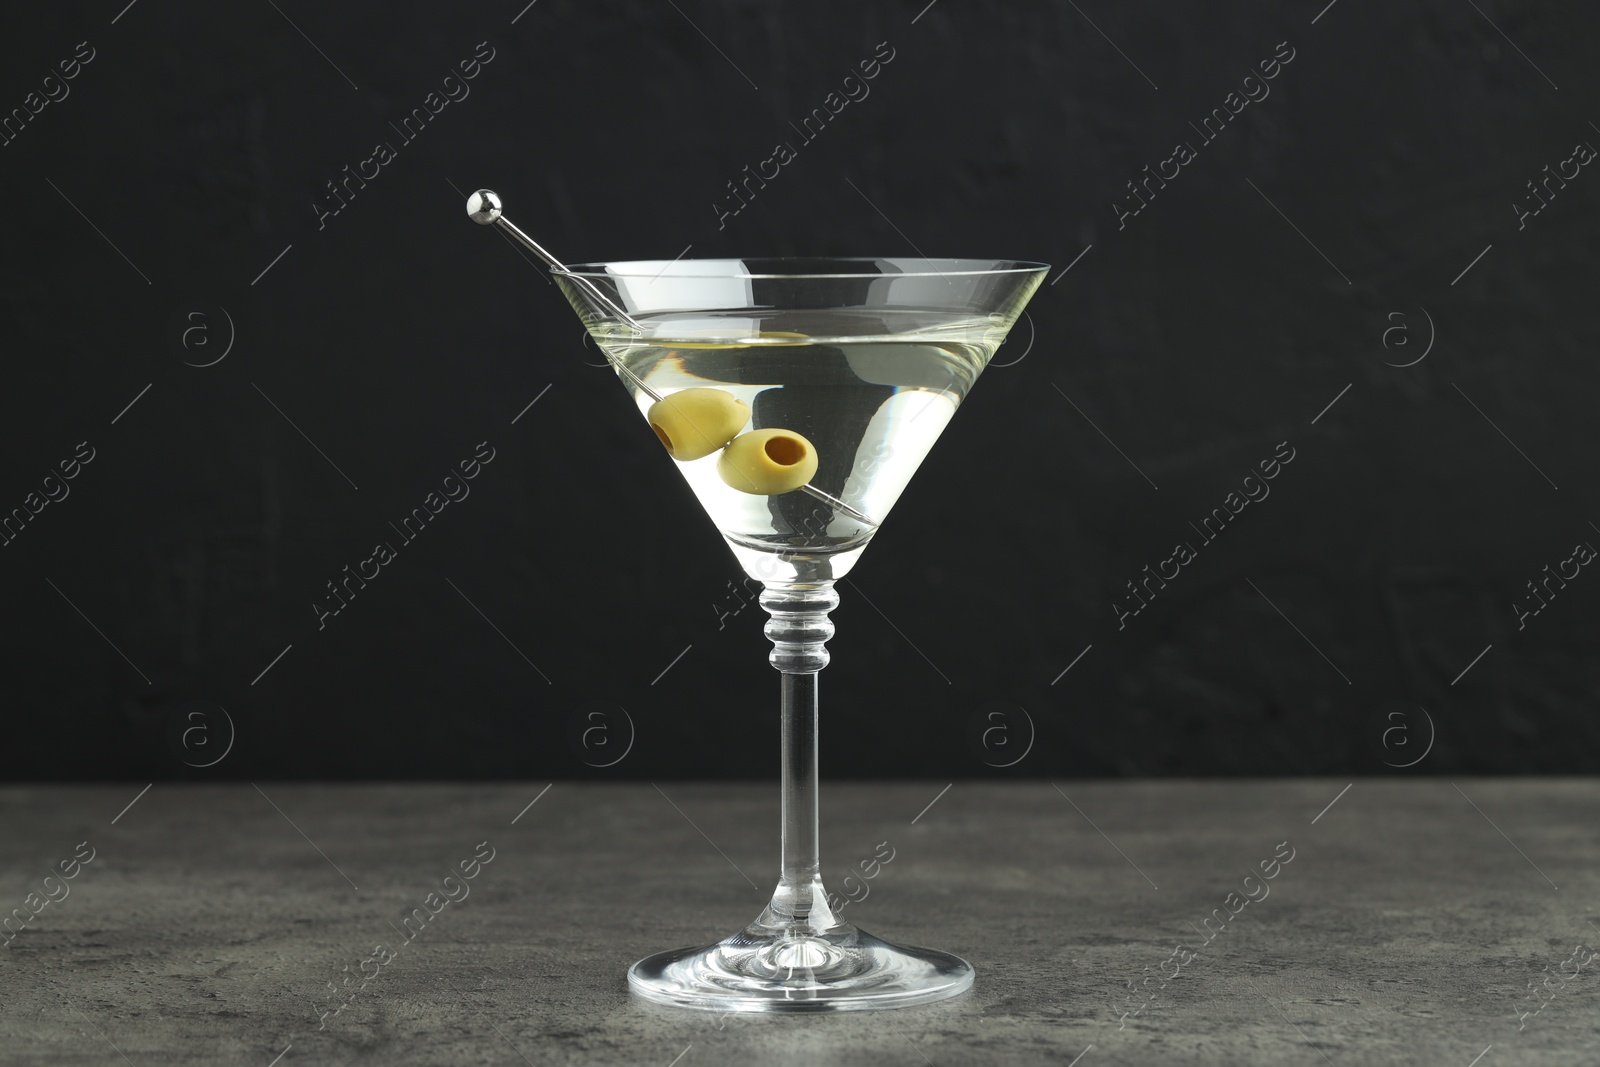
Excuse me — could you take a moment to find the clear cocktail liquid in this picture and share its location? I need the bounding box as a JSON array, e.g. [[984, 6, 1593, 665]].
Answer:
[[595, 310, 1002, 579]]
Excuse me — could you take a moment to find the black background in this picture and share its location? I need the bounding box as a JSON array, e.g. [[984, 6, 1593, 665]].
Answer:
[[2, 1, 1595, 781]]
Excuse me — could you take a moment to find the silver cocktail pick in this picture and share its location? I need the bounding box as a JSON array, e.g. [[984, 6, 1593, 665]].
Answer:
[[467, 189, 657, 399], [465, 189, 877, 530]]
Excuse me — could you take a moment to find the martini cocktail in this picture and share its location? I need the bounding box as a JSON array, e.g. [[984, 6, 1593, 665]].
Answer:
[[468, 196, 1046, 1011]]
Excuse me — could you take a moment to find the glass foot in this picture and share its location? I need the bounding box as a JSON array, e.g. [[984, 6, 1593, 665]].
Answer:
[[627, 917, 973, 1012]]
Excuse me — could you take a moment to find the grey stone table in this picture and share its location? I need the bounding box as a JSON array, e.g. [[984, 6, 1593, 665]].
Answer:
[[1, 780, 1596, 1065]]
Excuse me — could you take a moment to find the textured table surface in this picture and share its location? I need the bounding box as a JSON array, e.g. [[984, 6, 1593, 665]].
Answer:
[[0, 780, 1595, 1065]]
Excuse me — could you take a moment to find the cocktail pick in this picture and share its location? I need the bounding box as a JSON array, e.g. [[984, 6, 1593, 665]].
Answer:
[[467, 189, 658, 399], [465, 189, 877, 529]]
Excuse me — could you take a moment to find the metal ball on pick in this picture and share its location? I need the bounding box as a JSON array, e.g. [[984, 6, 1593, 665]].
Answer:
[[466, 189, 502, 225]]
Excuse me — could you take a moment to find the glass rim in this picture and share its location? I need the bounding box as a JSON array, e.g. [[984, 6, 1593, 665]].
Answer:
[[554, 256, 1052, 280]]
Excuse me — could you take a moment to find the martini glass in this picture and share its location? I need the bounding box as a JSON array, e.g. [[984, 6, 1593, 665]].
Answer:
[[467, 191, 1047, 1011]]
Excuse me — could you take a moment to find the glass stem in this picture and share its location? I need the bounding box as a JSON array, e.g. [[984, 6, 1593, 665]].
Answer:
[[759, 579, 840, 932], [781, 672, 820, 891]]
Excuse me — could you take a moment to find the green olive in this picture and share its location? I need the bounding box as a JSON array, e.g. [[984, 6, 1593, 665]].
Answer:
[[646, 388, 750, 462], [717, 428, 819, 495]]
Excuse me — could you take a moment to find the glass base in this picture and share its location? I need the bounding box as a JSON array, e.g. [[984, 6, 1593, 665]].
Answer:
[[627, 916, 973, 1012]]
